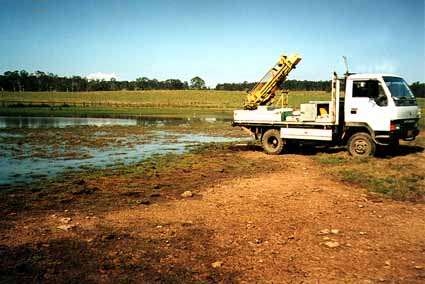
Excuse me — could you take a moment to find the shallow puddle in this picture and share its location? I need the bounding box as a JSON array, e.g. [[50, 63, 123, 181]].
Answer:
[[0, 117, 247, 185], [0, 116, 229, 129]]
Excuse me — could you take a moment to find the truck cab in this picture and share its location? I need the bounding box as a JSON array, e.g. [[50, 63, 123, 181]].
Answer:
[[344, 74, 420, 151]]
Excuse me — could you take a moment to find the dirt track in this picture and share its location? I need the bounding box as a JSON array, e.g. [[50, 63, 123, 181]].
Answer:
[[1, 149, 425, 283]]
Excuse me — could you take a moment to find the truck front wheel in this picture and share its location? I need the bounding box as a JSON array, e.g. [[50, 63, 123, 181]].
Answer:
[[262, 129, 284, 155], [347, 132, 376, 157]]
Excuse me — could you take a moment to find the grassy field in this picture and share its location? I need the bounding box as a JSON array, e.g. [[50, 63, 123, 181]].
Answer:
[[0, 90, 331, 118], [1, 90, 423, 122]]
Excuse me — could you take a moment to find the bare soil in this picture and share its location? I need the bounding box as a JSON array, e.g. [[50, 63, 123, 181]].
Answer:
[[1, 145, 424, 284]]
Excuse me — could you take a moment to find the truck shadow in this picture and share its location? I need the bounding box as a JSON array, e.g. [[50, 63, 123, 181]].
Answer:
[[376, 144, 424, 158], [285, 144, 424, 158], [228, 142, 424, 158], [284, 145, 344, 156]]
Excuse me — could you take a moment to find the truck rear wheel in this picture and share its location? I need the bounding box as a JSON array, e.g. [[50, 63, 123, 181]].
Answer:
[[347, 132, 376, 157], [262, 129, 284, 155]]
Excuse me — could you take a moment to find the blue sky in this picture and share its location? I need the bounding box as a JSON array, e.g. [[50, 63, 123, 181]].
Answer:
[[0, 0, 424, 86]]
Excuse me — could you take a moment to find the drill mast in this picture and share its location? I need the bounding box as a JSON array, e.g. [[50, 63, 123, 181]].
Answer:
[[244, 53, 302, 110]]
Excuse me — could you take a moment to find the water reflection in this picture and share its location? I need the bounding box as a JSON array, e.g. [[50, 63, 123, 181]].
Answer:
[[0, 116, 229, 129], [0, 117, 245, 185]]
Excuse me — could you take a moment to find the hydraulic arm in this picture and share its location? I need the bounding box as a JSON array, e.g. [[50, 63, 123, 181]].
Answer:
[[244, 53, 302, 110]]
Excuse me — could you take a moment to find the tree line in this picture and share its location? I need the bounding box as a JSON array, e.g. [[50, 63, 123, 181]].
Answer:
[[0, 70, 423, 97], [214, 80, 332, 92], [0, 71, 207, 92], [410, 82, 425, 98]]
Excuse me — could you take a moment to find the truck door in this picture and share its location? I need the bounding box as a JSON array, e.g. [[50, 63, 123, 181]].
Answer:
[[345, 79, 391, 131]]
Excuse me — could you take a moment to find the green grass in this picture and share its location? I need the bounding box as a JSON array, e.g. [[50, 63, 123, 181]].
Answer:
[[0, 90, 331, 118], [1, 90, 421, 123], [313, 149, 425, 202], [0, 90, 246, 108]]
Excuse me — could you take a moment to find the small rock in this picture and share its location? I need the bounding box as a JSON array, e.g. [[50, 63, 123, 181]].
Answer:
[[57, 224, 75, 231], [330, 229, 340, 234], [59, 217, 72, 224], [358, 204, 364, 208], [384, 260, 391, 267], [359, 231, 367, 235], [211, 261, 223, 268], [323, 241, 340, 248], [414, 265, 423, 270], [319, 229, 330, 235], [181, 191, 193, 198], [322, 236, 331, 241], [149, 193, 161, 198]]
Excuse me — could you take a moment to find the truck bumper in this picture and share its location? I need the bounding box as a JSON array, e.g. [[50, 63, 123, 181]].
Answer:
[[391, 119, 420, 141], [375, 119, 420, 144], [390, 128, 420, 141]]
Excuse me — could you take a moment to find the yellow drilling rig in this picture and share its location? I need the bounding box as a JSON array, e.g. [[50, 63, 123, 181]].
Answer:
[[243, 53, 302, 110]]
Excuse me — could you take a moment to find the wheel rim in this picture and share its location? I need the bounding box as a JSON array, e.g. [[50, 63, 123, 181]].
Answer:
[[267, 137, 278, 149], [353, 139, 368, 154]]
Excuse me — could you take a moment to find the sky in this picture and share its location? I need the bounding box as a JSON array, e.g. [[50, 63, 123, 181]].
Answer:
[[0, 0, 424, 87]]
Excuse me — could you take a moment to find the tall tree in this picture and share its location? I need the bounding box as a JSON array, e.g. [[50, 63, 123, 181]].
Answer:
[[190, 76, 206, 90]]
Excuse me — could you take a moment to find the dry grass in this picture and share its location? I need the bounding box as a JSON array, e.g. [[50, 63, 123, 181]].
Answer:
[[314, 139, 425, 202], [0, 90, 330, 109]]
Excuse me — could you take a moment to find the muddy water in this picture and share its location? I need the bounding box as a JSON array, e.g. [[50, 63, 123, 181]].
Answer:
[[0, 116, 246, 185]]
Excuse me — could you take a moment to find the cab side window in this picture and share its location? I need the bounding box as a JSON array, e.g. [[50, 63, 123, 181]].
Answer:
[[352, 80, 387, 106]]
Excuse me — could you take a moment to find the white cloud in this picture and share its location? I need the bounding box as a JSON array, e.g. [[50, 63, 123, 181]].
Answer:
[[355, 61, 398, 74], [373, 62, 397, 74], [87, 72, 118, 81]]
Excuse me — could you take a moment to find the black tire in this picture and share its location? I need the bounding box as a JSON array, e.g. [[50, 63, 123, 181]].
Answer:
[[262, 129, 284, 155], [347, 132, 376, 157]]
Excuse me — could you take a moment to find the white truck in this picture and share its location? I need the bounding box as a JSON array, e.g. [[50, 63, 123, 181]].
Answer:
[[232, 54, 420, 156]]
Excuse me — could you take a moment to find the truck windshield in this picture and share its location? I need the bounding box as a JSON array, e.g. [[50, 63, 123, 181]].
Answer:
[[383, 77, 417, 106]]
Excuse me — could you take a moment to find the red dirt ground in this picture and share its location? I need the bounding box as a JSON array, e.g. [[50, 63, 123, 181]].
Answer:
[[1, 150, 424, 283]]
